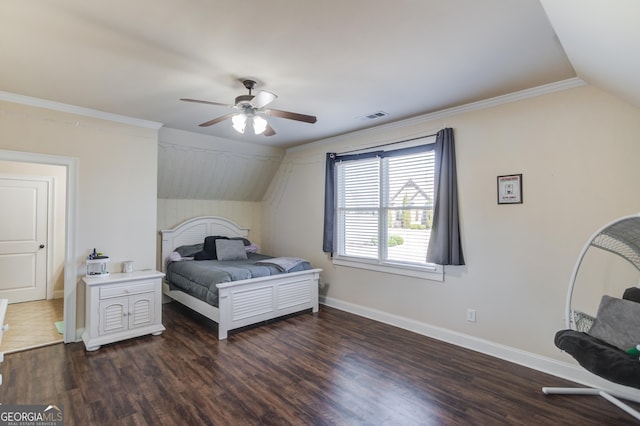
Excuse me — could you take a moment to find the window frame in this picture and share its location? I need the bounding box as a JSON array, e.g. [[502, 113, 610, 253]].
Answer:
[[331, 140, 443, 282]]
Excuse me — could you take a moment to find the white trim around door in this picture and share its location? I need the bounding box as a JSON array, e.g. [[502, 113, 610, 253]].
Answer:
[[0, 149, 78, 343]]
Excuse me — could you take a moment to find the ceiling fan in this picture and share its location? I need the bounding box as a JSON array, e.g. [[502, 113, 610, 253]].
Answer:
[[180, 79, 317, 136]]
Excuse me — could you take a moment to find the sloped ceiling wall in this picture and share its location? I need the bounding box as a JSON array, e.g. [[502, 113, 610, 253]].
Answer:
[[158, 127, 284, 201], [158, 2, 640, 202], [541, 0, 640, 108]]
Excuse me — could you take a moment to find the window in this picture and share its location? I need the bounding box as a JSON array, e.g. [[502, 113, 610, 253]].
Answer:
[[333, 144, 442, 279]]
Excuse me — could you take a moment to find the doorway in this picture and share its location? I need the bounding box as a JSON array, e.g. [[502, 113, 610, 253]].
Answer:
[[0, 161, 66, 351], [0, 150, 78, 345], [1, 299, 63, 353]]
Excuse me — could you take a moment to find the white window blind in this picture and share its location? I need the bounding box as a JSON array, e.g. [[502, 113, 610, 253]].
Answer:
[[335, 148, 435, 268]]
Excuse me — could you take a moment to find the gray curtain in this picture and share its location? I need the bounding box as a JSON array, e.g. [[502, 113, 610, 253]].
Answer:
[[323, 153, 337, 253], [426, 128, 465, 265], [323, 150, 383, 254]]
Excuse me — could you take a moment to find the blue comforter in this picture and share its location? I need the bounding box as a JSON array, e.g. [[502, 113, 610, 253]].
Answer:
[[166, 253, 311, 307]]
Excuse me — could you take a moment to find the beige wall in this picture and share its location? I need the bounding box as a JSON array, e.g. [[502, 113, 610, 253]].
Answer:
[[262, 84, 640, 362], [0, 160, 67, 297], [0, 100, 159, 332]]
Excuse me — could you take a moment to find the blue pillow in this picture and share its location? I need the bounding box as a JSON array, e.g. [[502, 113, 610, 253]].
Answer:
[[174, 243, 203, 258]]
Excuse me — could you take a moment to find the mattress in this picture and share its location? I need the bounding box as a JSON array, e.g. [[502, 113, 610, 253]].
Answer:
[[166, 253, 311, 307]]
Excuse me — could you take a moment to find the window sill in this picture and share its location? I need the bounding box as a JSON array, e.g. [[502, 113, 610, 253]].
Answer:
[[332, 257, 444, 282]]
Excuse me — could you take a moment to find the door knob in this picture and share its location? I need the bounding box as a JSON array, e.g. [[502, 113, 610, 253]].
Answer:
[[39, 244, 45, 249]]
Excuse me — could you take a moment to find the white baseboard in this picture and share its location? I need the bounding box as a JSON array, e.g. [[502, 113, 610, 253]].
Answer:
[[320, 295, 640, 404]]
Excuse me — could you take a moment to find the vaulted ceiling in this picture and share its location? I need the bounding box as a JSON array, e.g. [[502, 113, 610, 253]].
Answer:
[[2, 1, 637, 150], [539, 0, 640, 109], [0, 0, 591, 149], [2, 1, 638, 200]]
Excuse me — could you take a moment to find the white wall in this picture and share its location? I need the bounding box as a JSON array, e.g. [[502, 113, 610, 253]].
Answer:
[[0, 100, 159, 331], [262, 84, 640, 363]]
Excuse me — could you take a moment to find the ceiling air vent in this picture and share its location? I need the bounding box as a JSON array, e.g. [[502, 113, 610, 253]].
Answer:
[[358, 111, 390, 121]]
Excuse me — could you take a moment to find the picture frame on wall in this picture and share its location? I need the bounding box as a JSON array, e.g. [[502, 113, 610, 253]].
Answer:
[[497, 174, 523, 204]]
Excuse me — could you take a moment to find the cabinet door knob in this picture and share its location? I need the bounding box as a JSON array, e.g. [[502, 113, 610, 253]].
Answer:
[[39, 244, 45, 249]]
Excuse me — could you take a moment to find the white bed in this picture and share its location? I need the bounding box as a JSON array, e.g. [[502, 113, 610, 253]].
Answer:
[[160, 216, 321, 339]]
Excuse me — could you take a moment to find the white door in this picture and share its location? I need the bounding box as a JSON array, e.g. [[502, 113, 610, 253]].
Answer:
[[0, 177, 48, 303]]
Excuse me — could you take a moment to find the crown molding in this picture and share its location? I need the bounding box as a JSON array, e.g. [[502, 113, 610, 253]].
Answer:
[[0, 91, 163, 130], [289, 77, 587, 154]]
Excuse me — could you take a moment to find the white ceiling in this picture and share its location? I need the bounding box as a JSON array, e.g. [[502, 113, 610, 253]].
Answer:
[[540, 0, 640, 109], [0, 1, 637, 149]]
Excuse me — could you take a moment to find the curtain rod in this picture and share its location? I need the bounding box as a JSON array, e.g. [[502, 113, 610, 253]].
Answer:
[[335, 132, 438, 155]]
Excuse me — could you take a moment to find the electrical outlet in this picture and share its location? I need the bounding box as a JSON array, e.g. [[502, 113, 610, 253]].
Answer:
[[466, 308, 476, 323]]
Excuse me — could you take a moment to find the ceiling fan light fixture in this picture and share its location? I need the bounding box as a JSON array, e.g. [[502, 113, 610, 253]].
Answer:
[[182, 78, 316, 135], [252, 115, 267, 135], [232, 114, 247, 133]]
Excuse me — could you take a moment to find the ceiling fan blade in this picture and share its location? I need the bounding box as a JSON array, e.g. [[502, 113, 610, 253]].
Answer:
[[265, 108, 317, 124], [198, 113, 235, 127], [180, 98, 234, 108], [250, 90, 277, 109], [263, 123, 276, 137]]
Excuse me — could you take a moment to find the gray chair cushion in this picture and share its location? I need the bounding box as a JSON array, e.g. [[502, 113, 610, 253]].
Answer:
[[588, 295, 640, 351], [555, 329, 640, 389]]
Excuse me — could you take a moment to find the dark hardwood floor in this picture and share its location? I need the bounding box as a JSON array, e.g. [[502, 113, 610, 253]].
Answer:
[[0, 303, 638, 425]]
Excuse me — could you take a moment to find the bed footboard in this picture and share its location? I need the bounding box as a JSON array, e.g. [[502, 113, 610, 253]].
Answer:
[[217, 268, 321, 339]]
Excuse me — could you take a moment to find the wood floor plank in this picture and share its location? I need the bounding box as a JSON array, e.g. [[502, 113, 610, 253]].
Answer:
[[0, 302, 638, 425]]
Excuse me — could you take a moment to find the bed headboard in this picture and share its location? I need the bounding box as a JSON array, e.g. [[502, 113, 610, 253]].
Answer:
[[160, 216, 249, 272]]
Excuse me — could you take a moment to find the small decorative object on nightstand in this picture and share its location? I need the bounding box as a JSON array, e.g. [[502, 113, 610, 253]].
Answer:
[[82, 270, 165, 351], [85, 248, 110, 277]]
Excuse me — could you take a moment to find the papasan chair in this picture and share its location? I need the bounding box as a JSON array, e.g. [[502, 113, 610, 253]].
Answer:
[[542, 214, 640, 421]]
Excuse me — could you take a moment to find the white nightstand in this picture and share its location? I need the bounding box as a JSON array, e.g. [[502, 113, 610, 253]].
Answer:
[[82, 270, 165, 351]]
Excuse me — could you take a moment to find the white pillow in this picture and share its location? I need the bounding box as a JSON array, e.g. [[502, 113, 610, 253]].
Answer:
[[168, 251, 182, 262]]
